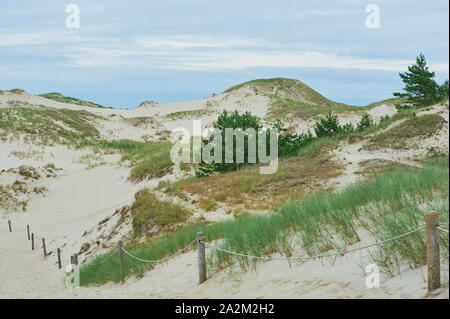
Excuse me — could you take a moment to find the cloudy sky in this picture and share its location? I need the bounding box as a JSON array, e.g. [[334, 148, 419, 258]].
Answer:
[[0, 0, 448, 108]]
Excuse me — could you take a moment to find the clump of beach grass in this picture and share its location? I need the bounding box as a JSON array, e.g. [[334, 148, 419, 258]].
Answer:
[[76, 139, 174, 181]]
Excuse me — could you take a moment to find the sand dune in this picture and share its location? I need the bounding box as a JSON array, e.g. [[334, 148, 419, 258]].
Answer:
[[0, 89, 448, 299]]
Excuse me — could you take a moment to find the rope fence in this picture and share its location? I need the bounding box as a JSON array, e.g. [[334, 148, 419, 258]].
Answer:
[[117, 211, 446, 292], [5, 210, 448, 292], [121, 238, 197, 263], [203, 227, 425, 262]]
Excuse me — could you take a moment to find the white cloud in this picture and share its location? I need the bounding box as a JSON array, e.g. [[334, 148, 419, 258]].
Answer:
[[1, 31, 448, 73], [0, 31, 110, 46], [134, 35, 267, 49], [62, 43, 449, 72]]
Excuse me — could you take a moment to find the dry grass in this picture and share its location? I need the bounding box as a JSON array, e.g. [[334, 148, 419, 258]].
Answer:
[[353, 159, 415, 177], [39, 92, 109, 108], [0, 106, 100, 145], [165, 109, 214, 120], [268, 95, 360, 121], [159, 138, 342, 211], [368, 114, 444, 149], [131, 188, 192, 236]]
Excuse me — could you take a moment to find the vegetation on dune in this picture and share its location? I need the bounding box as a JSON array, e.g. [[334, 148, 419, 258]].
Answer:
[[76, 139, 174, 181], [268, 95, 360, 121], [160, 137, 341, 211], [177, 109, 420, 211], [197, 110, 341, 176], [39, 92, 109, 108], [365, 97, 406, 108], [223, 78, 397, 121], [0, 88, 27, 94], [131, 188, 192, 236], [368, 114, 445, 150], [165, 109, 214, 120], [79, 157, 449, 285], [353, 159, 412, 177], [0, 106, 100, 144], [223, 78, 344, 108]]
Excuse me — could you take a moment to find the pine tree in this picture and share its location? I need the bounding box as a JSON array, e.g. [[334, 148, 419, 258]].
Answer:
[[393, 53, 442, 106]]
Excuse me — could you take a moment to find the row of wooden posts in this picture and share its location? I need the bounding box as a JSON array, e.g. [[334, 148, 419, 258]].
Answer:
[[7, 211, 445, 292], [7, 220, 70, 270]]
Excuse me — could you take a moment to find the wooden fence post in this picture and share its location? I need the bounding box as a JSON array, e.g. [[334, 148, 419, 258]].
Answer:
[[8, 220, 12, 232], [27, 225, 30, 240], [118, 241, 124, 278], [42, 238, 47, 257], [197, 232, 207, 284], [57, 248, 62, 269], [31, 233, 34, 250], [427, 211, 440, 292]]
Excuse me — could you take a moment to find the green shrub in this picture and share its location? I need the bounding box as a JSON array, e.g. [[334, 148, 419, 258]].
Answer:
[[356, 113, 375, 132], [314, 112, 342, 137], [198, 111, 318, 175]]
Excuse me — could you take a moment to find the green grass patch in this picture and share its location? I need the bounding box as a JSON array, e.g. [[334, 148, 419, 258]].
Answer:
[[76, 139, 174, 181], [131, 188, 192, 235]]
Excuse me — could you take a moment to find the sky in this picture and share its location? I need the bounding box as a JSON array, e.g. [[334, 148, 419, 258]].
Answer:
[[0, 0, 448, 109]]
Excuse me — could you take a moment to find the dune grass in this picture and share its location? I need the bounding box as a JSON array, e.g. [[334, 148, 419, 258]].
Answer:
[[223, 78, 346, 107], [131, 188, 192, 236], [0, 106, 100, 144], [165, 109, 214, 120], [268, 95, 361, 121], [368, 114, 444, 149], [76, 139, 174, 181], [39, 92, 108, 108], [79, 156, 448, 285]]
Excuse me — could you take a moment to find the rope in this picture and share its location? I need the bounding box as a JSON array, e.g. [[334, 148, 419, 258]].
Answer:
[[203, 227, 426, 262], [85, 250, 117, 265], [437, 226, 449, 233], [121, 238, 197, 263]]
